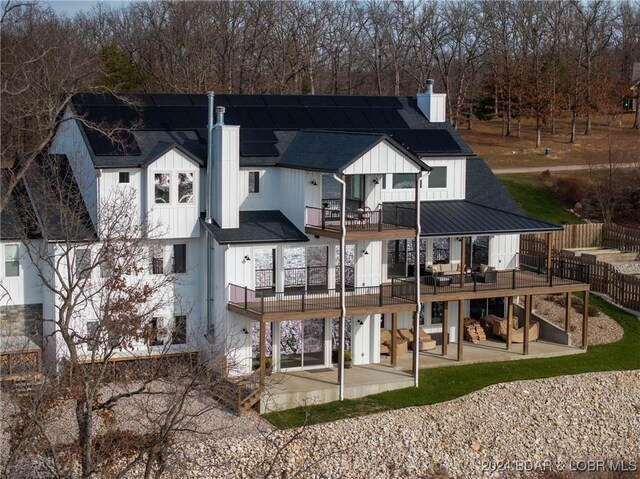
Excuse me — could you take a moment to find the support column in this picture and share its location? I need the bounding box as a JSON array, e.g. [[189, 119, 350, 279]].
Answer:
[[335, 174, 347, 400], [506, 297, 513, 351], [459, 238, 466, 288], [413, 172, 424, 386], [457, 300, 464, 361], [259, 320, 266, 392], [582, 291, 589, 350], [565, 292, 571, 332], [523, 295, 531, 355], [442, 301, 449, 357], [546, 232, 552, 276], [391, 312, 398, 367]]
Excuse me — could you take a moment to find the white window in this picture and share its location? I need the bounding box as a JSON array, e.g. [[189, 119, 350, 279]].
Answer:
[[154, 173, 170, 204], [4, 244, 19, 277], [178, 172, 194, 204], [428, 167, 447, 188], [392, 173, 415, 189]]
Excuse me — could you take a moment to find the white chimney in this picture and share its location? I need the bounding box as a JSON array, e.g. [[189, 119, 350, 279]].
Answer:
[[205, 92, 215, 223], [212, 105, 240, 229], [417, 79, 447, 123]]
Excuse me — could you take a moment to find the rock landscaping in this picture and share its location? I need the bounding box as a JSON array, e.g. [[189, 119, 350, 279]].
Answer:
[[144, 370, 640, 479], [533, 295, 624, 346]]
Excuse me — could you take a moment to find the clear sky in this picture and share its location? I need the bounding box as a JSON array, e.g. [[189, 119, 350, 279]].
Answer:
[[45, 0, 135, 17]]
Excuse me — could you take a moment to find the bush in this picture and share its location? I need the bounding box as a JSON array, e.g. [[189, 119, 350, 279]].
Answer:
[[552, 176, 592, 206]]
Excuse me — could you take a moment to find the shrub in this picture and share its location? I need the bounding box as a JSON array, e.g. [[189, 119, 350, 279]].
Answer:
[[552, 176, 592, 206]]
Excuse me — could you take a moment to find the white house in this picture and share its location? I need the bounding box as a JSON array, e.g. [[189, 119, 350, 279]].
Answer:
[[1, 82, 590, 410]]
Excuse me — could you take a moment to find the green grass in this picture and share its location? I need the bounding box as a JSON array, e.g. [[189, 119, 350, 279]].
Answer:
[[499, 174, 584, 225], [264, 294, 639, 429]]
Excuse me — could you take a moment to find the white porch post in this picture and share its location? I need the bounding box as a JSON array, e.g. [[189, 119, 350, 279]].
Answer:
[[413, 171, 428, 387], [334, 174, 347, 401]]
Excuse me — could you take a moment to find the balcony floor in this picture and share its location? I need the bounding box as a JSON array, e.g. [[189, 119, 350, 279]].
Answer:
[[261, 339, 583, 412]]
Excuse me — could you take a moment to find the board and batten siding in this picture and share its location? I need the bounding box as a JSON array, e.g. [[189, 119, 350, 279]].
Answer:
[[49, 108, 98, 224], [238, 169, 279, 211], [490, 234, 519, 270], [99, 169, 144, 226], [342, 141, 421, 176], [146, 149, 200, 239], [0, 241, 43, 307]]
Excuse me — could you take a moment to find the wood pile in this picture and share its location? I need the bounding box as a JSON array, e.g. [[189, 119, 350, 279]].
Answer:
[[463, 318, 486, 343]]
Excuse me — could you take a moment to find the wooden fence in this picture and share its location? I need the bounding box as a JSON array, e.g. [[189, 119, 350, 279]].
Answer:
[[602, 224, 640, 252], [550, 255, 640, 311]]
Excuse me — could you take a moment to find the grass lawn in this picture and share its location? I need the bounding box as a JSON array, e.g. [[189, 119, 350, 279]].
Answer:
[[264, 294, 639, 429], [498, 174, 584, 225]]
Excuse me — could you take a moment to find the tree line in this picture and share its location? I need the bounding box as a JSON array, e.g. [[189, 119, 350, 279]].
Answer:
[[1, 0, 640, 206]]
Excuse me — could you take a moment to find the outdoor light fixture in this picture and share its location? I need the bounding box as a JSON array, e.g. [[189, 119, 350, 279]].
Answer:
[[310, 180, 318, 186], [362, 249, 369, 255], [242, 328, 249, 335], [357, 319, 364, 325], [244, 255, 251, 262], [373, 178, 380, 185]]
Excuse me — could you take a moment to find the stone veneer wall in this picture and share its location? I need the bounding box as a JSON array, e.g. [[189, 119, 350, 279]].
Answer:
[[0, 304, 43, 346]]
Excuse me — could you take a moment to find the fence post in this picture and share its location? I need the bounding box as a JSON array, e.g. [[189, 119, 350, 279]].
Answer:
[[301, 290, 306, 312], [244, 286, 248, 309], [379, 285, 384, 306], [512, 269, 516, 289]]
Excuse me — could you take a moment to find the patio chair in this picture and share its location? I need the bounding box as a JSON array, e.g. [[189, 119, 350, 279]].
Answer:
[[493, 318, 538, 343], [410, 328, 437, 351], [380, 329, 409, 356]]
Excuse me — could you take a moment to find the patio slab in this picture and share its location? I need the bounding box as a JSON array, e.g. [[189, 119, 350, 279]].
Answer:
[[261, 339, 584, 413]]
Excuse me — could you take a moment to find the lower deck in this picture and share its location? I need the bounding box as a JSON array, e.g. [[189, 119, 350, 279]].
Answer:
[[262, 339, 583, 412]]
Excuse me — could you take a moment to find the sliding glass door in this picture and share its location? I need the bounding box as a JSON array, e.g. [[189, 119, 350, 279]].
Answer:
[[279, 319, 326, 370]]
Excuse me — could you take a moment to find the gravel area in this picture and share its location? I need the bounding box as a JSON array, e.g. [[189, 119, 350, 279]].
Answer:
[[532, 296, 624, 346], [5, 371, 639, 478], [614, 262, 640, 275], [139, 370, 640, 479]]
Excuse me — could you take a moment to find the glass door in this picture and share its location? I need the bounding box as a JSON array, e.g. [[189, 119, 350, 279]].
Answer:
[[279, 319, 326, 370], [307, 246, 328, 292], [387, 240, 408, 278]]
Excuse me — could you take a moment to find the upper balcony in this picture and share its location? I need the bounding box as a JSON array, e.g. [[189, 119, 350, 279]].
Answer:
[[305, 202, 416, 240], [228, 257, 590, 321]]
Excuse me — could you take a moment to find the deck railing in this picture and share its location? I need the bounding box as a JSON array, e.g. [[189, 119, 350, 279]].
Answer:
[[305, 204, 415, 232]]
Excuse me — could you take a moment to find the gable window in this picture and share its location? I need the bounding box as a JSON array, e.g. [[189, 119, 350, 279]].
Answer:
[[248, 171, 260, 194], [428, 167, 447, 188], [75, 248, 91, 279], [154, 173, 170, 204], [119, 172, 130, 184], [392, 173, 415, 189], [172, 244, 186, 273], [4, 244, 19, 277], [178, 172, 194, 204], [172, 315, 187, 344]]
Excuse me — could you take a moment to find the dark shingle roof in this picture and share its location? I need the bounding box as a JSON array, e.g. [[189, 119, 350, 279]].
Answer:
[[201, 210, 308, 245], [465, 158, 524, 215], [70, 93, 474, 168], [278, 131, 425, 173]]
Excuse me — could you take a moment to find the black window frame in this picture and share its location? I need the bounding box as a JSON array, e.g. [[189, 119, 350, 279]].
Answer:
[[173, 244, 186, 274], [428, 166, 447, 188], [248, 171, 260, 194], [118, 171, 130, 184], [392, 173, 415, 189]]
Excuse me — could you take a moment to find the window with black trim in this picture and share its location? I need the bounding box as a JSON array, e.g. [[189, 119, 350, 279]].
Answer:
[[154, 173, 170, 203], [431, 302, 445, 324], [428, 167, 447, 188], [147, 317, 163, 346], [178, 172, 194, 203], [173, 244, 186, 273], [151, 246, 164, 275], [248, 171, 260, 193], [172, 315, 187, 344], [75, 248, 91, 279], [119, 172, 130, 183]]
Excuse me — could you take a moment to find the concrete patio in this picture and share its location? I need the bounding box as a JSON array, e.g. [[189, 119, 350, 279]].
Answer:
[[261, 339, 584, 412]]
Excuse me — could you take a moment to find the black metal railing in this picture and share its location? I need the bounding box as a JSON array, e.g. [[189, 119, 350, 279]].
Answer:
[[306, 204, 415, 232]]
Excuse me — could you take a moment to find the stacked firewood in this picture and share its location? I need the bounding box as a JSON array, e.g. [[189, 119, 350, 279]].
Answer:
[[463, 318, 487, 343]]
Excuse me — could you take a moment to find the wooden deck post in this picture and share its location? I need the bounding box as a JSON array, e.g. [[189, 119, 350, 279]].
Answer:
[[391, 313, 398, 367], [442, 301, 449, 357], [259, 320, 266, 392], [582, 291, 589, 350], [546, 232, 552, 280], [506, 296, 513, 351], [523, 295, 531, 355], [565, 292, 571, 332], [459, 238, 466, 288], [457, 300, 464, 361]]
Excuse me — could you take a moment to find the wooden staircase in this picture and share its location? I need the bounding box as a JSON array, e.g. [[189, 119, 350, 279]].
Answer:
[[212, 368, 263, 415]]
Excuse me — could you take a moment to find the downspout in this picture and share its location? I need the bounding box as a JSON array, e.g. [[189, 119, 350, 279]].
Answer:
[[333, 173, 347, 401], [205, 92, 215, 349], [413, 169, 429, 387], [205, 91, 215, 224]]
